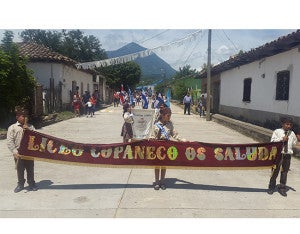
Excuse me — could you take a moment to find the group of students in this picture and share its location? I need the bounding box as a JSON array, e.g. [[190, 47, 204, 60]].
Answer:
[[6, 104, 300, 195]]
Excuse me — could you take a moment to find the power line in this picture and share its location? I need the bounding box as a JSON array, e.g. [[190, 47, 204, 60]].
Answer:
[[77, 30, 203, 69], [137, 29, 170, 44], [222, 29, 239, 53], [183, 30, 206, 66]]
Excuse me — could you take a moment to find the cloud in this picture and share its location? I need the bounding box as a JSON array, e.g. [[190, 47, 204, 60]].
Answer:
[[102, 33, 127, 51], [215, 45, 230, 55]]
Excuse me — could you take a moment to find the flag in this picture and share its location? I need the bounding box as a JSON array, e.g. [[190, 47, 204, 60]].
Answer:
[[128, 87, 134, 106], [119, 92, 124, 104], [165, 88, 171, 107], [154, 93, 164, 108], [141, 90, 148, 109]]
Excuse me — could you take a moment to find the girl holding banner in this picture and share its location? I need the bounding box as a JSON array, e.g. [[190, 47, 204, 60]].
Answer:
[[150, 107, 187, 190], [121, 103, 134, 143]]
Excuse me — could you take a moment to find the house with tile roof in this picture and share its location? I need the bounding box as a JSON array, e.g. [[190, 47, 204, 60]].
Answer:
[[18, 42, 111, 113], [198, 30, 300, 131]]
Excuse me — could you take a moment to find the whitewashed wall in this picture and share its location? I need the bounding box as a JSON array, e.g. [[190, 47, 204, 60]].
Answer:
[[220, 47, 300, 117], [27, 62, 94, 104]]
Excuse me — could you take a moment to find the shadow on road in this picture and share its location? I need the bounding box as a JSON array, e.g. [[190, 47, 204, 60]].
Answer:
[[36, 178, 271, 193]]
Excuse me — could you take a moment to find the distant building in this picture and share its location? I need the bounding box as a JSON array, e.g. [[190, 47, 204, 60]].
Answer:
[[198, 30, 300, 130], [18, 42, 111, 114]]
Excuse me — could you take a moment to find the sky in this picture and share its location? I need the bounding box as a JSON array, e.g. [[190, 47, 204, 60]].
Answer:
[[1, 1, 299, 72], [1, 28, 296, 71]]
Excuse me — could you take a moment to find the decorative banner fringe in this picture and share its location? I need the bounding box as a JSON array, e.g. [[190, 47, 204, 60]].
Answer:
[[76, 30, 203, 69]]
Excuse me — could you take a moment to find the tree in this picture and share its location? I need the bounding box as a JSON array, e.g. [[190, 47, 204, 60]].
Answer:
[[0, 30, 36, 126], [200, 63, 214, 72], [98, 62, 141, 91], [154, 82, 167, 95], [20, 29, 63, 53], [61, 30, 107, 62], [172, 80, 187, 100], [173, 64, 198, 80], [20, 29, 107, 62]]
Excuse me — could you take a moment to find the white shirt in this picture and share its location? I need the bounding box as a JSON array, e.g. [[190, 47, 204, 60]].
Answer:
[[7, 121, 35, 155], [123, 112, 134, 124], [271, 128, 298, 154]]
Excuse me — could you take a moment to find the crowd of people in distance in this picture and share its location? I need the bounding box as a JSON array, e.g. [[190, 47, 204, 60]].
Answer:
[[71, 88, 99, 118], [113, 86, 169, 111]]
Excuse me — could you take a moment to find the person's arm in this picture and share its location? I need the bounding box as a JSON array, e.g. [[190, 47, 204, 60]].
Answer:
[[7, 126, 18, 155], [149, 124, 160, 140], [290, 132, 298, 147], [170, 123, 187, 142]]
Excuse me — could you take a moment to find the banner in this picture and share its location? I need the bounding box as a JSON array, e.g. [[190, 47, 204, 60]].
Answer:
[[131, 109, 155, 140], [19, 130, 282, 169], [75, 30, 203, 69]]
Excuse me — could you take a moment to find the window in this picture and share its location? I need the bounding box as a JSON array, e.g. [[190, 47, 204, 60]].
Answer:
[[276, 70, 290, 100], [92, 75, 97, 82], [243, 78, 252, 102]]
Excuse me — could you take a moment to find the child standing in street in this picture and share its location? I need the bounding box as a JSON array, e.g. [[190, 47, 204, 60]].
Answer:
[[267, 117, 298, 197], [86, 100, 93, 117], [7, 107, 38, 193], [121, 103, 134, 143], [150, 107, 187, 190]]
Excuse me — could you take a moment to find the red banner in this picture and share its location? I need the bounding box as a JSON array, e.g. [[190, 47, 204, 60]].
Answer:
[[18, 130, 282, 169]]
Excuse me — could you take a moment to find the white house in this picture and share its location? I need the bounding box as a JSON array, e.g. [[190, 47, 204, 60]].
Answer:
[[200, 30, 300, 131], [18, 42, 111, 113]]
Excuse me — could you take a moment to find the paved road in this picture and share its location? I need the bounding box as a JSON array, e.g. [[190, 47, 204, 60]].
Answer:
[[1, 103, 300, 218]]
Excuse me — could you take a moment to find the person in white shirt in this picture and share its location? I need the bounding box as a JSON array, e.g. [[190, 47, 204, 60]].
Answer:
[[183, 92, 192, 115], [7, 107, 37, 193], [120, 103, 134, 143], [267, 117, 298, 197], [150, 107, 187, 190]]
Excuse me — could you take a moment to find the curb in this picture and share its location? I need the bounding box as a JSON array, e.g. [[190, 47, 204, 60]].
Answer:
[[212, 114, 273, 143]]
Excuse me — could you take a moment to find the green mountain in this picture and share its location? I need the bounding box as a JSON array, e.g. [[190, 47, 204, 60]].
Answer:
[[106, 42, 176, 82]]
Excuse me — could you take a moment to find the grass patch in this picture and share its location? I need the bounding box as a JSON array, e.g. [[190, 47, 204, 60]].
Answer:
[[55, 111, 74, 121]]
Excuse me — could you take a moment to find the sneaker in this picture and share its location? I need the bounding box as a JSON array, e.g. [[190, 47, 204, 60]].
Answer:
[[14, 184, 24, 193], [267, 188, 274, 195], [278, 189, 287, 197], [153, 182, 160, 190], [28, 184, 38, 191], [160, 183, 166, 190]]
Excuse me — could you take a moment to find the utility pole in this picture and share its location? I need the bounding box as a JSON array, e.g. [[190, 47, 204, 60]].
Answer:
[[206, 29, 212, 121]]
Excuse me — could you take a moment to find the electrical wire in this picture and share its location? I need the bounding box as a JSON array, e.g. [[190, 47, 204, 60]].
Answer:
[[183, 30, 206, 66], [221, 29, 239, 53], [137, 29, 170, 44]]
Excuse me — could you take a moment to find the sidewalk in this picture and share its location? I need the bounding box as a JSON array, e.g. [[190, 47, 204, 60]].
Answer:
[[1, 103, 300, 218]]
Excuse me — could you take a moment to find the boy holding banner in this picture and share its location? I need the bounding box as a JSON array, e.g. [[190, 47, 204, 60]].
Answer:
[[150, 107, 187, 190], [7, 106, 38, 193], [267, 117, 298, 197]]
